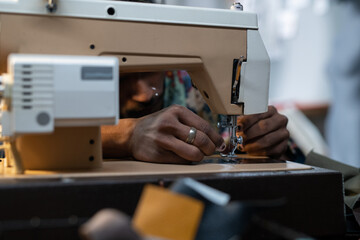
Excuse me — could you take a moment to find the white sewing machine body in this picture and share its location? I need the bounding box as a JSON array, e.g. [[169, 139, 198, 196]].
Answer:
[[0, 54, 119, 172], [0, 0, 270, 172], [1, 54, 119, 136]]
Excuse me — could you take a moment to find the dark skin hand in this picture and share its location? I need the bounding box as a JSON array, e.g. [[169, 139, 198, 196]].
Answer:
[[102, 105, 290, 163], [237, 105, 290, 159], [103, 105, 226, 163], [102, 71, 290, 162], [129, 105, 226, 163]]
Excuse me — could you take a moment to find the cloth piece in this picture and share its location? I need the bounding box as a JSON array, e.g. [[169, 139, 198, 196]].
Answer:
[[345, 194, 360, 210], [163, 70, 218, 129], [305, 151, 360, 210], [132, 184, 204, 240], [344, 175, 360, 210], [345, 175, 360, 195], [305, 150, 359, 180]]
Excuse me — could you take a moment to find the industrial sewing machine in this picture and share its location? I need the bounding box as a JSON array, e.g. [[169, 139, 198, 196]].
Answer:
[[0, 1, 345, 239], [0, 0, 270, 172]]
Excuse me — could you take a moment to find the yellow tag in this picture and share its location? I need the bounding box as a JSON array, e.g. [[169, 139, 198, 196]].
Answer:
[[132, 184, 204, 240]]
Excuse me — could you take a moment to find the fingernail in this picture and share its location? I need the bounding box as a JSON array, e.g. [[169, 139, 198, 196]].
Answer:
[[216, 142, 226, 152]]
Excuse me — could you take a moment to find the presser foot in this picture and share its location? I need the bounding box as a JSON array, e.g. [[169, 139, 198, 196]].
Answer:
[[217, 115, 243, 161], [219, 135, 243, 160]]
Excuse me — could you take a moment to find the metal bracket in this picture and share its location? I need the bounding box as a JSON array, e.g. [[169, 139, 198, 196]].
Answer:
[[231, 56, 245, 104], [46, 0, 57, 13]]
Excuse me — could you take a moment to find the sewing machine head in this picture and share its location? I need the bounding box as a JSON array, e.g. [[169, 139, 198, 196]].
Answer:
[[0, 0, 270, 173]]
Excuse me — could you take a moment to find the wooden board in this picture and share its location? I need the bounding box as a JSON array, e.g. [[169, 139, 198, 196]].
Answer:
[[0, 155, 312, 180]]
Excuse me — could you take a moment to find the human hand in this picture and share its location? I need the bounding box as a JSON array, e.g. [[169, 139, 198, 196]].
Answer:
[[128, 105, 226, 163], [237, 106, 289, 158]]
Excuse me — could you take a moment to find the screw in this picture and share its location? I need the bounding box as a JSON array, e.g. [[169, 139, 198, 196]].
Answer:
[[46, 0, 57, 13]]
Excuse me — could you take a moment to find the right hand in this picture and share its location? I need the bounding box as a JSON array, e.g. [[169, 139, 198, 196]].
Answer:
[[128, 105, 225, 163], [237, 105, 289, 158]]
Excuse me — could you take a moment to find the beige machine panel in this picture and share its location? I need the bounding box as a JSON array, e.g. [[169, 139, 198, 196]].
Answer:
[[16, 127, 102, 170], [0, 14, 247, 115]]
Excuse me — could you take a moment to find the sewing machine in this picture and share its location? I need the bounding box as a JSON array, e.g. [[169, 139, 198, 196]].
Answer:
[[0, 1, 345, 239], [0, 0, 269, 172]]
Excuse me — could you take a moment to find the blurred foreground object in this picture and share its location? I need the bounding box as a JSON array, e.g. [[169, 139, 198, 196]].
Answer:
[[132, 184, 204, 240], [0, 159, 345, 239], [0, 54, 118, 174], [81, 178, 327, 240], [80, 209, 142, 240]]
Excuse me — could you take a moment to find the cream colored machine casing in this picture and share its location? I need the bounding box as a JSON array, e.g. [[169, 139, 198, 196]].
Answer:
[[0, 0, 270, 115], [0, 0, 270, 172]]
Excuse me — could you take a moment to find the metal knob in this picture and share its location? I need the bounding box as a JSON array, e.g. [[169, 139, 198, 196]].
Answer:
[[231, 1, 243, 11]]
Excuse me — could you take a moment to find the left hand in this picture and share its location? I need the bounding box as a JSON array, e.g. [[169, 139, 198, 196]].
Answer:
[[237, 106, 289, 158]]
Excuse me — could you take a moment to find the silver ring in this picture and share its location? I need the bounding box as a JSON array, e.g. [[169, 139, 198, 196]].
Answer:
[[185, 127, 197, 144]]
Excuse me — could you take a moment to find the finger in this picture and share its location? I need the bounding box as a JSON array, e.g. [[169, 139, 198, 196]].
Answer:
[[246, 139, 289, 158], [154, 109, 218, 155], [242, 113, 288, 143], [159, 135, 205, 162], [173, 124, 216, 156], [264, 139, 289, 157], [242, 128, 289, 154], [171, 105, 224, 148], [237, 106, 277, 131]]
